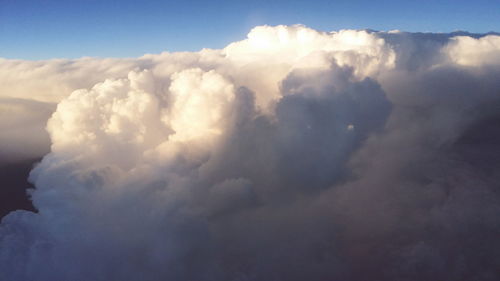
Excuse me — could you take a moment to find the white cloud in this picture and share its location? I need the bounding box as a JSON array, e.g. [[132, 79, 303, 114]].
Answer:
[[444, 35, 500, 66], [1, 25, 500, 281]]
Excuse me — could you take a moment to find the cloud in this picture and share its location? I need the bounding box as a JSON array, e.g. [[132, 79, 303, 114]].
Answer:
[[444, 35, 500, 66], [0, 98, 55, 163], [1, 25, 500, 281]]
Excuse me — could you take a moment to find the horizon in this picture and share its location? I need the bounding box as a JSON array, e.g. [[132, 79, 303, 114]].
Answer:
[[2, 26, 500, 61], [1, 0, 499, 60]]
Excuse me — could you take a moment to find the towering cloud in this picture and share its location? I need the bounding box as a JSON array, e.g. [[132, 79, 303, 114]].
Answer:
[[1, 25, 500, 281]]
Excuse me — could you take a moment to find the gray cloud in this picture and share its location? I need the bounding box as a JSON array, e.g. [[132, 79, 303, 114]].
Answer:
[[1, 25, 500, 281]]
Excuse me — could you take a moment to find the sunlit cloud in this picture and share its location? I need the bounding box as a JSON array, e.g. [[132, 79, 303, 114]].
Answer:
[[1, 25, 500, 281]]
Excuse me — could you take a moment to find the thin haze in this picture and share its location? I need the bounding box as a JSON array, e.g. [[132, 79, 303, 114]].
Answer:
[[0, 0, 499, 59]]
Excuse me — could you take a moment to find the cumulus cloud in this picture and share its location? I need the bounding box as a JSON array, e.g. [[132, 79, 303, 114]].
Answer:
[[1, 25, 500, 281], [444, 35, 500, 66]]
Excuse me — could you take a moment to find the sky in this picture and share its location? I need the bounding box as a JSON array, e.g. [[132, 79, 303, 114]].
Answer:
[[1, 0, 499, 59]]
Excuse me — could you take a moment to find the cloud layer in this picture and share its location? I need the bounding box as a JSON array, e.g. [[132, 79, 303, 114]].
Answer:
[[1, 25, 500, 281]]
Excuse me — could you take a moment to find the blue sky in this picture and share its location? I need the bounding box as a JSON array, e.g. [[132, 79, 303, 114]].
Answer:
[[1, 0, 499, 60]]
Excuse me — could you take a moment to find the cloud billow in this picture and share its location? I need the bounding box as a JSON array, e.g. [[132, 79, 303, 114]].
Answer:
[[1, 25, 500, 281]]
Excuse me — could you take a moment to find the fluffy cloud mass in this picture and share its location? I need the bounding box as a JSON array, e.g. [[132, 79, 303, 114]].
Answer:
[[1, 25, 500, 281]]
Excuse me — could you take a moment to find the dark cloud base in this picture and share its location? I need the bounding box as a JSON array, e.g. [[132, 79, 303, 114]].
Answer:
[[0, 159, 38, 219]]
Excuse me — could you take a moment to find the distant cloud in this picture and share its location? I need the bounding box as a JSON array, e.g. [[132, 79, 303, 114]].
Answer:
[[0, 98, 54, 163], [1, 25, 500, 281], [445, 35, 500, 66]]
